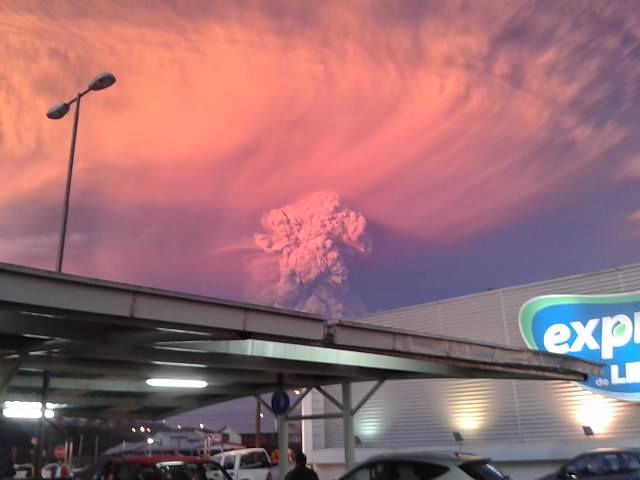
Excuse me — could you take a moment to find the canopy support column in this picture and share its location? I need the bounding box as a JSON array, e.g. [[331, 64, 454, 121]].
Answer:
[[278, 414, 288, 480], [34, 371, 50, 480], [342, 382, 355, 470]]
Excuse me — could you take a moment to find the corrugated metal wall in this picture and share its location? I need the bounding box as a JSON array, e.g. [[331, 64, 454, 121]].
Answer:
[[320, 264, 640, 449]]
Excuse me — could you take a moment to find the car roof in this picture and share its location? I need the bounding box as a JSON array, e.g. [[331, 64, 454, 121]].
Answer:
[[220, 448, 266, 456], [120, 456, 213, 465], [581, 448, 640, 455], [363, 451, 486, 465]]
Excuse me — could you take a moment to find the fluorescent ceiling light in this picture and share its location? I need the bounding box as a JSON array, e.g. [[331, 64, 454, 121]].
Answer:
[[3, 408, 54, 419], [3, 401, 57, 419], [145, 378, 208, 388], [4, 401, 63, 409], [151, 361, 207, 368]]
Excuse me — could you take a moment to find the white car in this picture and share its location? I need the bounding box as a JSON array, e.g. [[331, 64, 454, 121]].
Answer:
[[212, 449, 272, 480], [337, 452, 509, 480]]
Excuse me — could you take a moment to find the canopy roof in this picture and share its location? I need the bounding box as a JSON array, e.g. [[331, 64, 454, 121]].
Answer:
[[0, 263, 600, 420]]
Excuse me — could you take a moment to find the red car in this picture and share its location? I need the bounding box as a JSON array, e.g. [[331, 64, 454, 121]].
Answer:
[[98, 456, 232, 480]]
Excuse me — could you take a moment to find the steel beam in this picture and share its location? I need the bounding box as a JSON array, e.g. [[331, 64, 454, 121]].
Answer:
[[106, 330, 230, 345], [285, 412, 342, 421], [0, 265, 326, 342], [2, 391, 215, 409], [56, 344, 378, 379], [315, 386, 343, 411], [330, 321, 600, 378], [352, 380, 384, 415], [0, 311, 109, 341], [19, 356, 280, 385], [256, 395, 274, 415], [287, 388, 310, 415], [159, 339, 491, 379], [9, 375, 271, 395]]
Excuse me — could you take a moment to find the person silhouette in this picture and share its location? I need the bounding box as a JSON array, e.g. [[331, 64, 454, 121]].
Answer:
[[284, 452, 318, 480]]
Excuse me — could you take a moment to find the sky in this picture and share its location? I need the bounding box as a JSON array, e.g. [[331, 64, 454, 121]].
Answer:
[[2, 0, 640, 319]]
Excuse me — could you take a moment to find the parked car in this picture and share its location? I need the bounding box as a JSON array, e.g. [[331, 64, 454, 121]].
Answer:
[[98, 455, 232, 480], [41, 463, 73, 479], [337, 452, 509, 480], [211, 449, 272, 480], [14, 464, 34, 479], [71, 464, 94, 480], [538, 448, 640, 480]]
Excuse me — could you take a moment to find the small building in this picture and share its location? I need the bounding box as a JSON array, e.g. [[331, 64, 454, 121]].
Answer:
[[104, 426, 244, 457]]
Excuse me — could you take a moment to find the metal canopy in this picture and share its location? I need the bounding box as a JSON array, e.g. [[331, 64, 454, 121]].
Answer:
[[0, 262, 600, 420]]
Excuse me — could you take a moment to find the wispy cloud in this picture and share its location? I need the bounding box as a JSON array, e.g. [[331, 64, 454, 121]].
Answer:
[[1, 0, 639, 301]]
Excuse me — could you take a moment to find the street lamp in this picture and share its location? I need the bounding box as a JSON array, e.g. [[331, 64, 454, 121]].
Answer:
[[46, 72, 116, 272]]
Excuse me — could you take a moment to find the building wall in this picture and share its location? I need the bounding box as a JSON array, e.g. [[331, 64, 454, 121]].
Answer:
[[309, 264, 640, 475]]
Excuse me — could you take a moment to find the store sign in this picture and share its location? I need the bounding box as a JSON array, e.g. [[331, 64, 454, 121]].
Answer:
[[519, 292, 640, 402]]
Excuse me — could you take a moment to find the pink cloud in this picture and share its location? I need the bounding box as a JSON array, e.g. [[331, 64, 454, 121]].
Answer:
[[1, 0, 639, 302], [250, 191, 370, 319]]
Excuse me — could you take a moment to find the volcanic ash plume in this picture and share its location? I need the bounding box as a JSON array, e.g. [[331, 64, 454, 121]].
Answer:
[[253, 191, 372, 320]]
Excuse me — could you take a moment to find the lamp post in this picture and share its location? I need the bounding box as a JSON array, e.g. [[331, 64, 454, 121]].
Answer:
[[46, 72, 116, 272]]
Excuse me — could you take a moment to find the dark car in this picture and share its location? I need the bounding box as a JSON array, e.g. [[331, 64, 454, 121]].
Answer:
[[98, 456, 232, 480], [337, 451, 509, 480], [538, 448, 640, 480]]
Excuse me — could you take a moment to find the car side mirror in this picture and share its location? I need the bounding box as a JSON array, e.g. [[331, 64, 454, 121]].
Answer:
[[561, 470, 577, 480]]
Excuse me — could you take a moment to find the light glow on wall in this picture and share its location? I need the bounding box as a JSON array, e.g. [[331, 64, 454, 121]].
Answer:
[[446, 380, 494, 433], [454, 412, 483, 431], [358, 419, 382, 439], [574, 391, 618, 434]]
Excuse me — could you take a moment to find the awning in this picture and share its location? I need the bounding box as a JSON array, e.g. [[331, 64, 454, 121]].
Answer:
[[0, 262, 601, 420]]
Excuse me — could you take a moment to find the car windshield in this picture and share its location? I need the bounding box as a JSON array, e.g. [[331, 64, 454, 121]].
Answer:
[[459, 461, 508, 480], [157, 462, 206, 480], [240, 452, 268, 469]]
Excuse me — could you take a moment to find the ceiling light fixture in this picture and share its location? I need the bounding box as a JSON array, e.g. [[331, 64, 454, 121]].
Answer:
[[145, 378, 208, 388]]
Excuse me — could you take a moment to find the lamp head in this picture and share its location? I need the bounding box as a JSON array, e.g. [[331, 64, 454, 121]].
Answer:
[[46, 103, 70, 120], [89, 72, 116, 91]]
